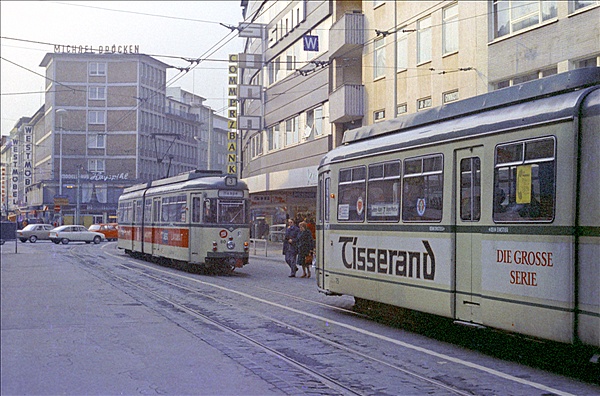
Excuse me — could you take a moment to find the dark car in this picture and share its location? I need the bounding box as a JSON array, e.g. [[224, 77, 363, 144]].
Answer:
[[1, 221, 17, 245]]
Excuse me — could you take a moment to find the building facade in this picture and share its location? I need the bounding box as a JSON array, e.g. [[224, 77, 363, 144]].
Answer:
[[2, 52, 226, 225], [237, 0, 599, 229]]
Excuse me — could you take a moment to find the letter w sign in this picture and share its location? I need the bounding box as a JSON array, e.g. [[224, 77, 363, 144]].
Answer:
[[303, 35, 319, 52]]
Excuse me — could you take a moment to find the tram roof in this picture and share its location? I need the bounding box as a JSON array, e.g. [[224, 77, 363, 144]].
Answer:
[[321, 67, 599, 167], [122, 170, 246, 195]]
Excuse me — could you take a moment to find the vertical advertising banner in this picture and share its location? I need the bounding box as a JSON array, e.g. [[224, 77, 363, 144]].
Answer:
[[228, 54, 238, 176]]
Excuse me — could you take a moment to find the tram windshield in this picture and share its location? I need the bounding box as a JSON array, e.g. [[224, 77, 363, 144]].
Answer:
[[203, 198, 247, 224]]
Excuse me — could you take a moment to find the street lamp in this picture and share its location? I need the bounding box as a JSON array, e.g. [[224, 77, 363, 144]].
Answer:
[[56, 109, 67, 195]]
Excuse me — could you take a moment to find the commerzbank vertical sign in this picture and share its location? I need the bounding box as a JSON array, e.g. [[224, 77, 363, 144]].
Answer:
[[228, 54, 238, 176]]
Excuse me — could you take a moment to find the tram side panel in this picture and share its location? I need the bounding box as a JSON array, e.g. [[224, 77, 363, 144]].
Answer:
[[479, 124, 578, 344], [577, 89, 600, 347]]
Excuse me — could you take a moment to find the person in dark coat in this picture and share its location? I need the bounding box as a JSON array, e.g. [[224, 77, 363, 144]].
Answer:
[[296, 221, 314, 278], [282, 218, 300, 277]]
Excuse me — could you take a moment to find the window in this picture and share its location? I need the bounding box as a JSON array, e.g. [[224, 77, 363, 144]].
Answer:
[[88, 110, 106, 125], [571, 0, 599, 12], [367, 161, 401, 222], [402, 155, 443, 222], [397, 103, 408, 116], [443, 90, 459, 103], [493, 68, 558, 90], [374, 37, 386, 79], [397, 31, 408, 71], [417, 97, 432, 111], [443, 3, 459, 54], [87, 133, 106, 149], [493, 1, 557, 39], [460, 157, 481, 221], [89, 62, 106, 76], [161, 195, 187, 223], [250, 132, 263, 158], [285, 116, 299, 146], [306, 106, 323, 137], [493, 137, 555, 222], [268, 124, 280, 151], [417, 16, 432, 64], [374, 109, 386, 121], [88, 159, 105, 174], [89, 86, 106, 100], [338, 166, 366, 222], [577, 56, 599, 68]]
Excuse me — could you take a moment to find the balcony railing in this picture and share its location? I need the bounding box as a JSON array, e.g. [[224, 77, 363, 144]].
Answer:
[[329, 12, 364, 59], [329, 84, 364, 123]]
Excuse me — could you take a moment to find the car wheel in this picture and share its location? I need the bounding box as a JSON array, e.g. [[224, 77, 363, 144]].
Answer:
[[19, 238, 27, 243], [61, 238, 69, 245], [29, 235, 38, 243], [93, 236, 101, 244]]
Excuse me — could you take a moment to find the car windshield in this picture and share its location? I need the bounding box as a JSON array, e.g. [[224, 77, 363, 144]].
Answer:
[[23, 224, 37, 231]]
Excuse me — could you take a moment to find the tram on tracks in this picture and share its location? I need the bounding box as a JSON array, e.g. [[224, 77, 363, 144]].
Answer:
[[117, 170, 250, 273], [316, 68, 599, 350]]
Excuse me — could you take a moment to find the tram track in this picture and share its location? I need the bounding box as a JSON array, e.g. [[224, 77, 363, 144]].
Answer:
[[66, 243, 586, 395]]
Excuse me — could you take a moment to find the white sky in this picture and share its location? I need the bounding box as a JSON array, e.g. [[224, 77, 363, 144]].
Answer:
[[0, 1, 244, 136]]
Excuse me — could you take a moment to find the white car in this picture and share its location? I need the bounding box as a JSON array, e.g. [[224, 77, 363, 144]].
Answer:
[[49, 225, 106, 245]]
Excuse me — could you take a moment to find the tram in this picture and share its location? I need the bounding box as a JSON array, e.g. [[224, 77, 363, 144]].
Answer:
[[117, 170, 250, 273], [316, 68, 599, 349]]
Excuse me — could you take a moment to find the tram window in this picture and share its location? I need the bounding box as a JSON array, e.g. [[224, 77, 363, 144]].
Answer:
[[161, 195, 186, 223], [402, 155, 444, 222], [460, 157, 481, 221], [144, 199, 152, 223], [367, 161, 401, 222], [218, 200, 246, 224], [153, 200, 161, 223], [338, 166, 366, 222], [135, 200, 143, 223], [494, 137, 555, 222], [203, 198, 217, 223], [192, 197, 202, 223], [325, 177, 330, 223]]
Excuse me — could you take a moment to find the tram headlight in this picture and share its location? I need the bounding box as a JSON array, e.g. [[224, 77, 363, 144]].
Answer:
[[212, 241, 218, 252], [227, 240, 235, 250]]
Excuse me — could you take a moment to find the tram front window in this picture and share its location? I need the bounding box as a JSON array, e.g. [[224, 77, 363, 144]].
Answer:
[[203, 198, 246, 224], [219, 200, 246, 224]]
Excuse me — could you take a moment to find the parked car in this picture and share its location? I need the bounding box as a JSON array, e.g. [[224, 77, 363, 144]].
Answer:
[[17, 223, 54, 243], [89, 223, 118, 241], [49, 225, 106, 245], [268, 224, 286, 242]]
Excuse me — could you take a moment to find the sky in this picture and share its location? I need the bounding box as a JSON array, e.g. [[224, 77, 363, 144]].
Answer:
[[0, 1, 244, 136]]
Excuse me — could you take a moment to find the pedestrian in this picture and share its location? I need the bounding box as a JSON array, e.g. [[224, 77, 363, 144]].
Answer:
[[296, 221, 314, 278], [282, 218, 300, 277]]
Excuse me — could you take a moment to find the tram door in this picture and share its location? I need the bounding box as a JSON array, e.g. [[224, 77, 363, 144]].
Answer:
[[317, 173, 330, 289], [189, 194, 203, 263], [454, 147, 483, 324]]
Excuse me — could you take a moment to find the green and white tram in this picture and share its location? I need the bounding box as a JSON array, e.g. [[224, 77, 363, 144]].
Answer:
[[317, 68, 599, 349], [118, 170, 250, 273]]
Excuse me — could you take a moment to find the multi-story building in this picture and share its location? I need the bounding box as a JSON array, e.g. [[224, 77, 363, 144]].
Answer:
[[1, 51, 226, 225], [237, 0, 599, 228]]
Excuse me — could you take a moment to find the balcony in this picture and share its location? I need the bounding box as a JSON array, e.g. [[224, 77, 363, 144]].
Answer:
[[329, 12, 364, 59], [329, 84, 364, 123]]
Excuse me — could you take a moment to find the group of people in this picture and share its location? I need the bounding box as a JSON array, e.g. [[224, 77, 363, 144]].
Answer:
[[282, 217, 315, 278]]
